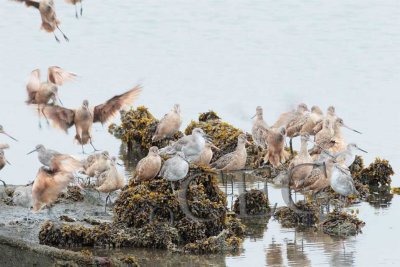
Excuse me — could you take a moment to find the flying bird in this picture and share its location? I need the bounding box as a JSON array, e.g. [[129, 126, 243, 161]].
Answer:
[[43, 85, 142, 153], [13, 0, 69, 42]]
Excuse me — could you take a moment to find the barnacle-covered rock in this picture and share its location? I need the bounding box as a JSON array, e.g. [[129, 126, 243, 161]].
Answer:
[[233, 189, 270, 216], [274, 201, 319, 228], [108, 106, 183, 151], [321, 209, 365, 237], [355, 158, 394, 186]]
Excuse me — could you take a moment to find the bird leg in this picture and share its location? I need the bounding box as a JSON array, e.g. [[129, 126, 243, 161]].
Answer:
[[56, 25, 69, 42], [104, 193, 111, 213], [80, 2, 83, 16], [0, 179, 6, 187], [89, 139, 100, 152], [41, 107, 50, 125], [46, 205, 56, 220], [53, 32, 60, 43], [81, 144, 86, 154], [289, 138, 294, 156], [75, 4, 79, 19], [37, 106, 42, 128]]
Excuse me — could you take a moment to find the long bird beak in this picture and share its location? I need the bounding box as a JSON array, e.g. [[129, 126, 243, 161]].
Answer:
[[343, 124, 362, 134], [27, 148, 38, 155], [57, 97, 64, 107], [2, 132, 18, 142], [357, 147, 368, 153], [251, 114, 256, 119], [6, 159, 11, 165], [245, 140, 251, 145]]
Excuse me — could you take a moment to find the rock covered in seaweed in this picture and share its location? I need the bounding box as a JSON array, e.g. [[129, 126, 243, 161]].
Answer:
[[354, 158, 394, 187], [273, 201, 319, 228], [233, 189, 270, 216], [321, 209, 365, 237]]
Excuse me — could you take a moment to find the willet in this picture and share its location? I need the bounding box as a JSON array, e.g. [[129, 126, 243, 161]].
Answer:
[[159, 128, 209, 162], [43, 85, 142, 153], [263, 127, 289, 168], [313, 106, 336, 135], [31, 167, 75, 212], [27, 144, 82, 173], [152, 104, 182, 142], [65, 0, 83, 18], [159, 152, 189, 182], [193, 141, 220, 166], [289, 134, 313, 189], [334, 143, 367, 168], [251, 106, 269, 149], [96, 157, 125, 213], [210, 134, 249, 172], [135, 146, 162, 182], [13, 0, 69, 42], [25, 67, 77, 127], [0, 125, 18, 141], [330, 163, 358, 198]]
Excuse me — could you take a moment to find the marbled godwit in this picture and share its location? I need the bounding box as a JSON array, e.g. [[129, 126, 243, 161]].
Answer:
[[210, 134, 249, 171], [193, 141, 220, 166], [263, 127, 289, 168], [25, 67, 77, 127], [135, 146, 162, 182], [152, 104, 182, 142], [31, 167, 76, 212], [65, 0, 83, 18], [272, 103, 309, 129], [289, 134, 313, 189], [159, 128, 209, 162], [303, 159, 335, 195], [159, 152, 189, 182], [330, 164, 358, 198], [329, 118, 362, 154], [286, 106, 323, 138], [309, 119, 334, 155], [313, 106, 336, 135], [251, 106, 269, 149], [96, 157, 125, 212], [13, 0, 69, 42], [0, 125, 18, 141], [334, 143, 367, 168], [43, 85, 142, 153], [27, 144, 82, 173], [84, 151, 110, 177]]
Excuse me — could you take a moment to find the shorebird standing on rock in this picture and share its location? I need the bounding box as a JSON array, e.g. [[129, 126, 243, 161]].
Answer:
[[152, 104, 182, 142], [43, 85, 142, 153], [159, 128, 209, 162], [193, 141, 220, 166], [135, 146, 162, 182], [334, 143, 367, 168], [251, 106, 269, 149], [289, 134, 313, 189], [12, 0, 69, 42], [210, 134, 249, 172], [313, 106, 336, 135], [160, 152, 189, 191]]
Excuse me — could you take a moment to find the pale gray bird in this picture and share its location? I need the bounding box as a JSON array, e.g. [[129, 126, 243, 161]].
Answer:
[[251, 106, 269, 149], [152, 104, 182, 142], [159, 152, 189, 182], [210, 134, 250, 172], [27, 144, 82, 173], [159, 128, 209, 162], [334, 143, 367, 168], [13, 185, 33, 208], [13, 0, 69, 42], [330, 164, 358, 198], [43, 85, 142, 153], [0, 125, 18, 141]]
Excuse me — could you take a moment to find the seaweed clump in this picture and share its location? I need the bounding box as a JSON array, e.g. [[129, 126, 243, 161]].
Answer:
[[354, 158, 394, 187], [57, 186, 84, 202], [233, 189, 270, 216], [108, 106, 183, 151], [39, 170, 245, 254], [273, 201, 319, 228], [321, 209, 365, 237]]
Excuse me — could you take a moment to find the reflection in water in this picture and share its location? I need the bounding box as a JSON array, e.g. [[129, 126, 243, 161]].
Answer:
[[285, 237, 311, 267], [366, 185, 393, 209], [266, 239, 284, 267]]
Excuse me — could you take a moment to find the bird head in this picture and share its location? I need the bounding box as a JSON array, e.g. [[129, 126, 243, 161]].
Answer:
[[149, 146, 159, 155], [297, 103, 309, 113], [82, 100, 90, 109], [311, 106, 323, 115], [336, 118, 362, 134], [327, 106, 335, 115], [173, 104, 181, 114], [251, 106, 263, 119], [238, 133, 251, 145], [27, 144, 45, 155]]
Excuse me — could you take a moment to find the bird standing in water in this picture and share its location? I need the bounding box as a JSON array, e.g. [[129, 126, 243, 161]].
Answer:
[[211, 134, 249, 172], [251, 106, 269, 149], [152, 104, 182, 142], [25, 67, 77, 127], [43, 85, 142, 153], [135, 146, 162, 182], [13, 0, 69, 42]]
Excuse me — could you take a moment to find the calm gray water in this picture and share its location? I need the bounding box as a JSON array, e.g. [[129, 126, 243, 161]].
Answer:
[[0, 0, 399, 266]]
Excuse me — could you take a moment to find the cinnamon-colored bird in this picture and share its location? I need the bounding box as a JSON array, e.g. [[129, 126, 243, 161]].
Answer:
[[43, 85, 142, 153], [135, 146, 162, 182]]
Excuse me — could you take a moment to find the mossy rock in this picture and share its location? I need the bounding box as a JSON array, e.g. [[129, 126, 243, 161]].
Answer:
[[233, 189, 270, 216], [355, 158, 394, 186], [274, 201, 319, 228], [321, 209, 365, 237], [108, 106, 183, 151]]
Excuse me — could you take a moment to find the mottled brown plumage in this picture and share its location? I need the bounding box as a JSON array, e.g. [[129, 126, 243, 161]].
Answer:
[[263, 127, 289, 168], [251, 106, 269, 149], [313, 106, 336, 135], [211, 134, 249, 171], [303, 159, 335, 194], [289, 134, 313, 189]]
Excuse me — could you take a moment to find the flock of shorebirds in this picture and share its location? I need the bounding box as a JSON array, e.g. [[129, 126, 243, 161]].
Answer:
[[1, 0, 367, 215]]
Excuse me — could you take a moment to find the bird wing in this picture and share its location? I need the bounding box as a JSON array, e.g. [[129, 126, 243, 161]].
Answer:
[[26, 69, 41, 102], [13, 0, 40, 9], [272, 111, 294, 128], [211, 152, 234, 170], [43, 106, 76, 132], [47, 66, 77, 86], [93, 85, 142, 124], [51, 154, 82, 173]]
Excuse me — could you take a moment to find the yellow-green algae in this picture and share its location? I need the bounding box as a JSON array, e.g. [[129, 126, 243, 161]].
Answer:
[[233, 189, 271, 216], [39, 168, 245, 254], [354, 157, 394, 186], [321, 209, 365, 237], [273, 201, 319, 228]]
